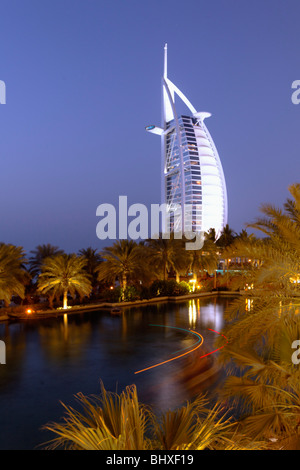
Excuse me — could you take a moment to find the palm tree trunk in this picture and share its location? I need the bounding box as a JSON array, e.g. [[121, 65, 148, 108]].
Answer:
[[121, 273, 127, 301], [122, 273, 127, 290], [63, 290, 68, 309], [48, 293, 54, 309], [163, 262, 167, 281]]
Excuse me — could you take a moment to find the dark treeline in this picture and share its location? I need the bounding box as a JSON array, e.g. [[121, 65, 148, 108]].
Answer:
[[0, 225, 256, 310]]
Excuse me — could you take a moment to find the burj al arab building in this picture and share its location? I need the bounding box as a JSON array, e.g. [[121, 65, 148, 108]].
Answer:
[[146, 44, 228, 238]]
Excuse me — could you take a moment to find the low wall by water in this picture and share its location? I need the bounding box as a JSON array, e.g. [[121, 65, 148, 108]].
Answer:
[[110, 290, 241, 308], [0, 290, 242, 322]]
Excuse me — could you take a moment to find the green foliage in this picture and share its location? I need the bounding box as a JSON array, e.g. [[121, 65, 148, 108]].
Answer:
[[217, 183, 300, 447], [42, 383, 265, 450], [149, 279, 190, 297], [119, 286, 139, 302], [29, 244, 64, 278], [37, 254, 92, 308], [145, 236, 188, 281], [178, 281, 190, 294], [0, 243, 28, 305], [43, 383, 151, 450], [97, 240, 154, 292], [78, 247, 103, 288]]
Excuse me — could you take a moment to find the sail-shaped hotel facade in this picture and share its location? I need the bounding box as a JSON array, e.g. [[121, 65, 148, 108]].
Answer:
[[146, 44, 228, 239]]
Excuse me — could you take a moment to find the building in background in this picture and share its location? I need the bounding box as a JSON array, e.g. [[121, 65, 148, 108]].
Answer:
[[146, 44, 228, 238]]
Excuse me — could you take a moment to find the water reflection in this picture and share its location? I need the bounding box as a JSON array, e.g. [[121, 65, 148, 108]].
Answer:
[[63, 314, 68, 341], [188, 300, 197, 328], [245, 298, 253, 312], [0, 296, 234, 449], [192, 297, 224, 332]]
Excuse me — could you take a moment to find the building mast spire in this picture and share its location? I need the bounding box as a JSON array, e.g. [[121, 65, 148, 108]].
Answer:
[[164, 43, 168, 79]]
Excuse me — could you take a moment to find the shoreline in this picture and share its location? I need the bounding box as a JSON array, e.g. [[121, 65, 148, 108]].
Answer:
[[0, 290, 242, 322]]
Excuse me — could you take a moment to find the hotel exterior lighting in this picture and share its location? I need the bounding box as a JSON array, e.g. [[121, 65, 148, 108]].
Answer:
[[146, 44, 228, 238]]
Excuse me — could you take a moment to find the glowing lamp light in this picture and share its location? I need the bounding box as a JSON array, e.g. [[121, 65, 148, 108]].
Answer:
[[26, 309, 32, 315], [245, 283, 254, 291], [290, 276, 300, 284]]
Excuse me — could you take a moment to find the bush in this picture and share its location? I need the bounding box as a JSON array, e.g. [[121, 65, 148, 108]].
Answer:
[[178, 281, 190, 295], [149, 279, 190, 297], [120, 286, 139, 302], [101, 286, 122, 302], [199, 278, 214, 292], [138, 285, 152, 300]]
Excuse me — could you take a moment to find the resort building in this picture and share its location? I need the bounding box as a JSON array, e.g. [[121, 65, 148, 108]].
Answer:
[[146, 44, 228, 238]]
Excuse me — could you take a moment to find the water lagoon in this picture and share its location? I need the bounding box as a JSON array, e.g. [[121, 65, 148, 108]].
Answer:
[[0, 296, 233, 449]]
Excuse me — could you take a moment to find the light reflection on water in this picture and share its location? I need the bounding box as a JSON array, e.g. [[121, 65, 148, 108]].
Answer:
[[0, 296, 235, 449]]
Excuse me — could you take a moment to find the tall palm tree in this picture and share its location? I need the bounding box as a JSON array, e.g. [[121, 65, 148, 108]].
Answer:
[[38, 254, 92, 309], [236, 229, 250, 241], [217, 183, 300, 447], [215, 225, 237, 280], [97, 240, 150, 292], [283, 183, 300, 225], [219, 322, 300, 447], [217, 224, 236, 249], [29, 244, 64, 278], [188, 239, 218, 283], [0, 243, 28, 306], [146, 235, 188, 282], [205, 228, 217, 243], [78, 247, 103, 290]]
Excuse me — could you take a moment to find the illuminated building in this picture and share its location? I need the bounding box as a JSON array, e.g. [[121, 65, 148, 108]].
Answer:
[[146, 44, 228, 237]]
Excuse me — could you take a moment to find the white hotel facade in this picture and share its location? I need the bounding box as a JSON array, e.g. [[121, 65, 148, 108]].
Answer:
[[146, 44, 228, 239]]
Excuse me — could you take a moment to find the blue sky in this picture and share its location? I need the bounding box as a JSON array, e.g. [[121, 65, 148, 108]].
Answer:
[[0, 0, 300, 253]]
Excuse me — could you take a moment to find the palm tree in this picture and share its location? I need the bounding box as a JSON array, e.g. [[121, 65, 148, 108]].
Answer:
[[219, 323, 300, 447], [215, 225, 237, 281], [97, 240, 150, 293], [283, 183, 300, 225], [146, 235, 188, 282], [217, 224, 236, 249], [78, 247, 103, 291], [29, 244, 64, 278], [0, 243, 28, 306], [37, 254, 92, 309], [42, 382, 265, 450], [205, 228, 217, 243], [216, 183, 300, 447], [220, 184, 300, 344], [188, 239, 218, 283]]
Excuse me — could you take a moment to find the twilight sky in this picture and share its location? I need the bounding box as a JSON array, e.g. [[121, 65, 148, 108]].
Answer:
[[0, 0, 300, 254]]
